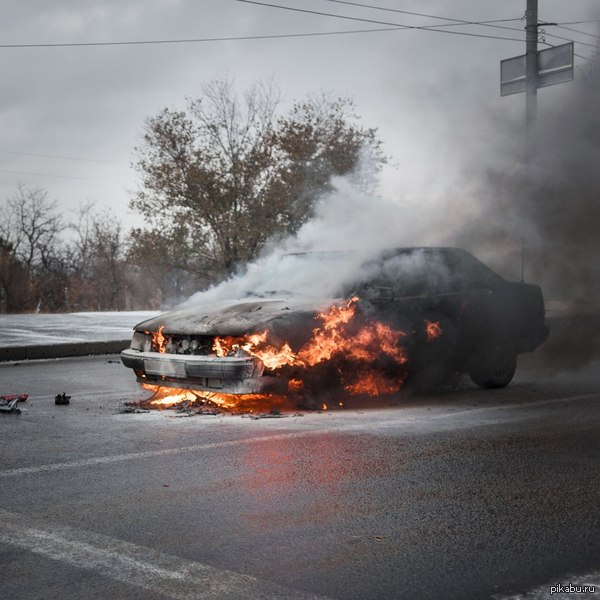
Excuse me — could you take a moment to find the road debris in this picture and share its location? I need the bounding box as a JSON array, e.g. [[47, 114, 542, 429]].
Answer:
[[55, 393, 71, 405], [121, 397, 225, 416], [242, 408, 304, 420], [119, 406, 150, 414], [0, 397, 21, 414], [1, 393, 28, 403]]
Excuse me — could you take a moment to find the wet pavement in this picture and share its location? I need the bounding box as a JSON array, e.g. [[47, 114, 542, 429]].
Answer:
[[0, 354, 599, 599]]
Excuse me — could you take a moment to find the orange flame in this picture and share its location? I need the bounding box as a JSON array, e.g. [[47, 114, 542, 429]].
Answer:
[[425, 320, 442, 342], [150, 325, 167, 353], [141, 297, 411, 411], [213, 330, 297, 370], [213, 297, 407, 372], [288, 378, 304, 393], [343, 370, 407, 397], [141, 383, 290, 412]]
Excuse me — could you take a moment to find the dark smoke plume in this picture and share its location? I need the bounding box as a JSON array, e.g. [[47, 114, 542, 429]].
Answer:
[[450, 35, 600, 367], [454, 46, 600, 305]]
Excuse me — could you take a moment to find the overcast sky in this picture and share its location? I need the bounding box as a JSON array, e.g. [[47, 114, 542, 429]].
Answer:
[[1, 0, 598, 229]]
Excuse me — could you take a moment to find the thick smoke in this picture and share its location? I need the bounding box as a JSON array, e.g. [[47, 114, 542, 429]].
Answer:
[[182, 170, 444, 308], [450, 50, 600, 305], [445, 34, 600, 367]]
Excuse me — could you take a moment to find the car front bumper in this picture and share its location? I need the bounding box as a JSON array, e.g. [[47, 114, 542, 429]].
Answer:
[[120, 348, 267, 393]]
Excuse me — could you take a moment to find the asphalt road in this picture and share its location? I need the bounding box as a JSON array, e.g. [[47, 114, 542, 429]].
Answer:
[[1, 354, 599, 600]]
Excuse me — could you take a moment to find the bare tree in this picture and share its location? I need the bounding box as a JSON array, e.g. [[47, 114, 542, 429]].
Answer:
[[3, 184, 63, 270], [127, 223, 208, 307], [64, 205, 129, 310], [89, 213, 127, 310], [131, 78, 385, 282], [0, 236, 31, 312], [0, 192, 136, 312], [271, 93, 385, 230], [0, 185, 65, 311]]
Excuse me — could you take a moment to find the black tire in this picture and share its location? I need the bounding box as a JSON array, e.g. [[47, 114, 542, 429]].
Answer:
[[469, 344, 517, 389]]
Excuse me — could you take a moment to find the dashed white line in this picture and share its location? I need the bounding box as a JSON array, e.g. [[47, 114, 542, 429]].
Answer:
[[0, 430, 336, 478], [3, 393, 597, 480], [0, 508, 329, 600]]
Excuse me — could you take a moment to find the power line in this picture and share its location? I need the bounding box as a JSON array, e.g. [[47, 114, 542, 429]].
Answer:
[[233, 0, 526, 43], [0, 149, 125, 165], [320, 0, 528, 37], [542, 30, 598, 49], [0, 14, 528, 50], [0, 4, 593, 51], [242, 0, 600, 51], [555, 25, 600, 41], [574, 52, 597, 63], [0, 28, 421, 49], [555, 20, 600, 25], [0, 169, 132, 184], [320, 0, 522, 28], [0, 24, 525, 49]]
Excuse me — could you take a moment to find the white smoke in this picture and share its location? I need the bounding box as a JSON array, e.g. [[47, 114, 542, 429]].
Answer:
[[181, 170, 445, 307]]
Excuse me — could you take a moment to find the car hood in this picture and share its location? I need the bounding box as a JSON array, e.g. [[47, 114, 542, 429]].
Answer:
[[133, 296, 333, 336]]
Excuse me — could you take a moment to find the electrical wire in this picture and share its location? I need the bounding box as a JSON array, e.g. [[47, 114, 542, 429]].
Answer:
[[236, 0, 600, 52], [320, 0, 522, 28], [555, 25, 600, 41], [233, 0, 526, 43], [0, 1, 594, 51], [574, 52, 597, 63], [319, 0, 528, 37], [542, 30, 598, 49], [554, 20, 600, 25], [0, 28, 437, 49], [0, 169, 131, 184], [0, 149, 124, 165]]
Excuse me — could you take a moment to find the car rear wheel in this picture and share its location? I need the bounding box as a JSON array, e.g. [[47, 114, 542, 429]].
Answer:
[[469, 344, 517, 389]]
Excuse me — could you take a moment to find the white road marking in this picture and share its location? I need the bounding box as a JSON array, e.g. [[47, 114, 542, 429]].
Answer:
[[493, 570, 599, 599], [0, 508, 330, 600], [2, 392, 598, 480], [0, 430, 336, 478]]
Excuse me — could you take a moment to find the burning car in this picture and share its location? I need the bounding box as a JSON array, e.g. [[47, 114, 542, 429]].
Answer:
[[121, 248, 549, 405]]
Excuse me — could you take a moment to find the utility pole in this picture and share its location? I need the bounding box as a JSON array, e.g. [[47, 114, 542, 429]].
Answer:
[[501, 1, 574, 151], [525, 0, 538, 134]]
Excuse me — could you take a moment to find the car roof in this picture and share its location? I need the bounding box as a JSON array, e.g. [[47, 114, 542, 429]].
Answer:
[[285, 247, 466, 257]]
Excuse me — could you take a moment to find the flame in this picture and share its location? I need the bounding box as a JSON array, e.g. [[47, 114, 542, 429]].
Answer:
[[343, 370, 407, 397], [213, 297, 407, 371], [140, 297, 412, 412], [288, 378, 304, 393], [149, 325, 167, 353], [425, 320, 442, 342], [141, 383, 289, 412], [214, 331, 296, 370]]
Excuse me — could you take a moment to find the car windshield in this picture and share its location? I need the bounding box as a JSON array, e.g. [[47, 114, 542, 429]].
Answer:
[[357, 248, 504, 296], [247, 248, 504, 299], [185, 247, 504, 308], [248, 251, 358, 298]]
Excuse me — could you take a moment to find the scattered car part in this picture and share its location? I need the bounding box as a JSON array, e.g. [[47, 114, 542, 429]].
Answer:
[[0, 397, 21, 414], [0, 394, 28, 403], [55, 393, 71, 405]]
